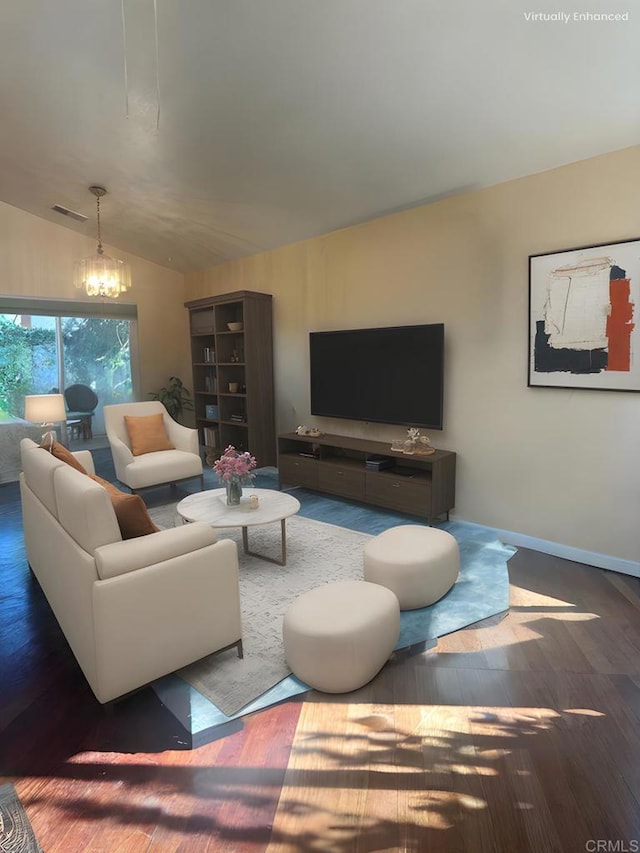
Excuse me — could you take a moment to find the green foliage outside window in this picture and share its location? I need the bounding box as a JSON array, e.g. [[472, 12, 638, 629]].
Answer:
[[0, 315, 132, 421], [0, 317, 56, 418], [62, 317, 131, 401]]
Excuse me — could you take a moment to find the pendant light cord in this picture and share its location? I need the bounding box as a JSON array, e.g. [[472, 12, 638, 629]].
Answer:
[[95, 195, 104, 255], [121, 0, 129, 119], [154, 0, 160, 130], [121, 0, 160, 129]]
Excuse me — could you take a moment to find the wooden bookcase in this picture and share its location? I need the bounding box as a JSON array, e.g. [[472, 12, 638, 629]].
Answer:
[[184, 291, 276, 467], [278, 432, 456, 524]]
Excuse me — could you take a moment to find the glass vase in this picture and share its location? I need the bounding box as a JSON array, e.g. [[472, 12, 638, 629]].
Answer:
[[226, 479, 242, 506]]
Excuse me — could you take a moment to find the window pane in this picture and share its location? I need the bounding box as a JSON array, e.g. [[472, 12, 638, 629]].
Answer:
[[1, 309, 137, 482], [61, 317, 133, 436], [0, 314, 58, 419]]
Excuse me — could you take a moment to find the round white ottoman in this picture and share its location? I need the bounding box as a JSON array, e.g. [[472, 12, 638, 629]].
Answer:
[[363, 524, 459, 610], [282, 580, 400, 693]]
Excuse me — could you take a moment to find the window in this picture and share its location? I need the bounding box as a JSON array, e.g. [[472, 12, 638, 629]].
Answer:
[[0, 298, 139, 438]]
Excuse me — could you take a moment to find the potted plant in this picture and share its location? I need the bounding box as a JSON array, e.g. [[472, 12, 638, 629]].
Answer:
[[149, 376, 194, 423]]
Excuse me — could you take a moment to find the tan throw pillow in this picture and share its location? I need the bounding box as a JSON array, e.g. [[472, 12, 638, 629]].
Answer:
[[91, 475, 160, 539], [124, 413, 175, 456], [39, 440, 88, 474]]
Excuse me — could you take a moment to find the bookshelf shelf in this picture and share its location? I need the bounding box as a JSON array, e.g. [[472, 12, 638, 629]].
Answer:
[[185, 291, 275, 466]]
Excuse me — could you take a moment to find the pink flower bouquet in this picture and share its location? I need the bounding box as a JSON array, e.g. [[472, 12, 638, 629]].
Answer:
[[212, 445, 257, 484]]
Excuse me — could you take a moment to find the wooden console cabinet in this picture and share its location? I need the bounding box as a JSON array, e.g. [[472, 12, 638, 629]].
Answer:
[[278, 432, 456, 523]]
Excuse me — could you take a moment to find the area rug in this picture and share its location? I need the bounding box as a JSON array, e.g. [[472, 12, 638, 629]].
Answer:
[[0, 783, 43, 853], [149, 506, 514, 725]]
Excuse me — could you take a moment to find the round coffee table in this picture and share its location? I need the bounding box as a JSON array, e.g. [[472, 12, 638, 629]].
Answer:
[[176, 488, 301, 566]]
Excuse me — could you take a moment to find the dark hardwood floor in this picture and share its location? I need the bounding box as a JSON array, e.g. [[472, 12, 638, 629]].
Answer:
[[1, 471, 639, 852], [268, 550, 640, 851]]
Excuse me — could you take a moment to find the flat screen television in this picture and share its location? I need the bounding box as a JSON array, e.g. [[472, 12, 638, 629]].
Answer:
[[309, 323, 444, 429]]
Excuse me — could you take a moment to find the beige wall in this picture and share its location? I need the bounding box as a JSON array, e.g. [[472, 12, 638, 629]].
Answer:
[[185, 146, 640, 568], [0, 201, 191, 402]]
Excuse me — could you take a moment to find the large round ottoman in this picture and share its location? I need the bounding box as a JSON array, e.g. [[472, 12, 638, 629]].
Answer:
[[282, 580, 400, 693], [363, 524, 459, 610]]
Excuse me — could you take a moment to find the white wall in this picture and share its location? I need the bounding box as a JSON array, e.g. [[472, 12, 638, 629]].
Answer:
[[185, 146, 640, 572]]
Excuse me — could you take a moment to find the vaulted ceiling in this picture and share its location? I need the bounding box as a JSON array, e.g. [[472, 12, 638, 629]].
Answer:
[[1, 1, 638, 273]]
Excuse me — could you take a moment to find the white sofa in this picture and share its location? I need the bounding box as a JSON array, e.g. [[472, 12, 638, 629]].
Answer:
[[103, 401, 204, 493], [19, 438, 242, 704]]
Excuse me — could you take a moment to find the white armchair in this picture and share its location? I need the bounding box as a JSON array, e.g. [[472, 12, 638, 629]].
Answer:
[[103, 401, 204, 493]]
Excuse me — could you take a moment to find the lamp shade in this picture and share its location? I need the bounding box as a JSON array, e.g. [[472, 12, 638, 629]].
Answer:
[[24, 394, 67, 424], [73, 186, 132, 298], [74, 253, 131, 298]]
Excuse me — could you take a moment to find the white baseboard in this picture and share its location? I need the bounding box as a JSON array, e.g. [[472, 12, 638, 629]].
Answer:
[[460, 520, 639, 578]]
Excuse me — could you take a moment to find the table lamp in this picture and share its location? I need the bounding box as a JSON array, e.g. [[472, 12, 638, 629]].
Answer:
[[24, 394, 67, 450]]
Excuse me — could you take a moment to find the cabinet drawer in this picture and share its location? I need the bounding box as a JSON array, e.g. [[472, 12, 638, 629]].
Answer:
[[366, 472, 431, 514], [319, 464, 365, 500], [278, 455, 319, 489]]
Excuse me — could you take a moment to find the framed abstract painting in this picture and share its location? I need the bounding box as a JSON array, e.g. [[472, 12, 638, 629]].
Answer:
[[528, 238, 640, 391]]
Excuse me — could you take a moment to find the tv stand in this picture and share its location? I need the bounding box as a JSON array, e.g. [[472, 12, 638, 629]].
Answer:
[[278, 432, 456, 524]]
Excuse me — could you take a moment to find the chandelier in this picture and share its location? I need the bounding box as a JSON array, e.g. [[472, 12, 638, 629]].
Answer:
[[73, 186, 131, 298]]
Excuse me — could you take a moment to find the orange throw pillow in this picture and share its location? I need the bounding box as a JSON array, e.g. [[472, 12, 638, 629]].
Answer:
[[39, 440, 88, 474], [91, 475, 160, 539], [124, 413, 175, 456], [38, 440, 158, 539]]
